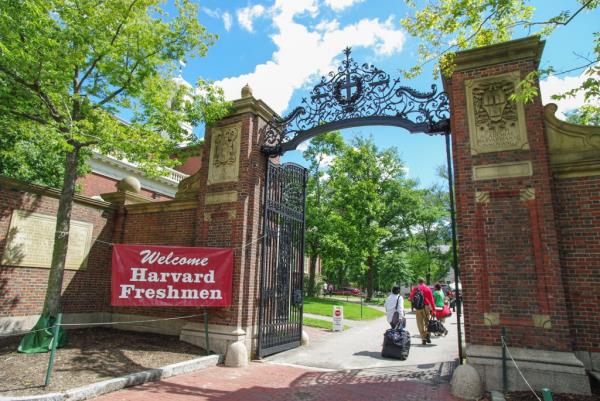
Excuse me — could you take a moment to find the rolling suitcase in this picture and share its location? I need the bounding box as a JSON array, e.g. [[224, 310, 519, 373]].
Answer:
[[428, 316, 447, 336], [381, 327, 411, 360]]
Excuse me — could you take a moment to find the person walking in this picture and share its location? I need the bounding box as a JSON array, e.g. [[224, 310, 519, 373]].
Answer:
[[433, 283, 445, 321], [384, 286, 405, 329], [433, 283, 450, 336], [409, 278, 435, 345]]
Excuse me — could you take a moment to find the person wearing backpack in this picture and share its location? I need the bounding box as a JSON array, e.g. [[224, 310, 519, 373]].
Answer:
[[409, 278, 436, 345], [384, 286, 405, 329]]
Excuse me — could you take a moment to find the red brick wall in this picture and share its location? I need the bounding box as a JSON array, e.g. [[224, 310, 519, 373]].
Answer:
[[192, 113, 267, 331], [110, 109, 269, 332], [446, 56, 571, 351], [555, 175, 600, 352], [174, 155, 202, 175], [77, 172, 172, 201], [0, 177, 115, 317]]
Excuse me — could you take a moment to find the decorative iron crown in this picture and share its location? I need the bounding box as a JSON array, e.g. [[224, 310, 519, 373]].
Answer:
[[261, 47, 450, 156]]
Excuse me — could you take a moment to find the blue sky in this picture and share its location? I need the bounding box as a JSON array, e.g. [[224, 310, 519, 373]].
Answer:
[[176, 0, 599, 188]]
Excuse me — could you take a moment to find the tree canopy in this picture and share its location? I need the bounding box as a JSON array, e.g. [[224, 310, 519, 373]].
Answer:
[[401, 0, 599, 123], [303, 134, 451, 298], [0, 0, 230, 326]]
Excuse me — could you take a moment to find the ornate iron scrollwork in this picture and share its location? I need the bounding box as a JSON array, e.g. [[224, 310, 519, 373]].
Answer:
[[261, 47, 450, 156]]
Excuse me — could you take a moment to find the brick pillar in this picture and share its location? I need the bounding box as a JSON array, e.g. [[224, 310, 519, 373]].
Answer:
[[445, 36, 589, 394], [179, 86, 275, 359]]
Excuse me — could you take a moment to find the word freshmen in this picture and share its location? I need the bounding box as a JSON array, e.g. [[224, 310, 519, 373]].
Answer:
[[118, 267, 222, 300]]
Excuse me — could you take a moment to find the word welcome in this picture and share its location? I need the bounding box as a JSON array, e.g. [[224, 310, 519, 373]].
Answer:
[[139, 250, 209, 266]]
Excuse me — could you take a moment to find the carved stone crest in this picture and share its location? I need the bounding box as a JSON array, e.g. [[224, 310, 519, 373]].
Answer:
[[207, 122, 241, 185], [214, 129, 238, 167], [466, 72, 529, 154]]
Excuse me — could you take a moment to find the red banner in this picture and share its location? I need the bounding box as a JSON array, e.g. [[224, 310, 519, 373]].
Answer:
[[111, 244, 233, 307]]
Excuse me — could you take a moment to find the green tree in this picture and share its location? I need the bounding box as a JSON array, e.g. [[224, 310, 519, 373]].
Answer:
[[327, 137, 418, 300], [302, 132, 346, 296], [409, 185, 451, 284], [0, 118, 90, 187], [401, 0, 599, 122], [566, 105, 600, 126], [0, 0, 229, 330]]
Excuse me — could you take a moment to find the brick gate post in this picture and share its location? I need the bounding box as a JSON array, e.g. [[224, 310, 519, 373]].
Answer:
[[444, 36, 589, 394], [178, 85, 276, 362]]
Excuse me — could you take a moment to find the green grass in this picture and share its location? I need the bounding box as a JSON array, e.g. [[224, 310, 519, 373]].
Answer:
[[370, 297, 412, 310], [303, 316, 349, 330], [304, 297, 385, 320]]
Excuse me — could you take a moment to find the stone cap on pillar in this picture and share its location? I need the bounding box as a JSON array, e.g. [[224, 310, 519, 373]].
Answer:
[[225, 94, 280, 123], [453, 35, 545, 73], [101, 176, 153, 205]]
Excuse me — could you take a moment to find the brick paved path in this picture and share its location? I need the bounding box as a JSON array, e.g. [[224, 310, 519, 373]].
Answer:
[[93, 361, 463, 401]]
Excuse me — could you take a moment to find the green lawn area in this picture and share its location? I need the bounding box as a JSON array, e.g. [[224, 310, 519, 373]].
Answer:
[[303, 316, 349, 330], [370, 297, 412, 310], [304, 297, 384, 320]]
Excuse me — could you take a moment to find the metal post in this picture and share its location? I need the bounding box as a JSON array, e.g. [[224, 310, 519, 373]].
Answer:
[[204, 308, 210, 356], [445, 132, 464, 364], [360, 296, 363, 320], [542, 388, 553, 401], [256, 159, 271, 358], [44, 313, 62, 387], [501, 327, 507, 393]]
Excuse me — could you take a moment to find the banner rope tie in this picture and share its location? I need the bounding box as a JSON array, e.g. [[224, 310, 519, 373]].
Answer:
[[55, 232, 266, 250], [0, 313, 209, 337]]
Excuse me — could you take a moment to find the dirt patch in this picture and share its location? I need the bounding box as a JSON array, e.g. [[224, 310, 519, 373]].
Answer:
[[0, 327, 206, 397]]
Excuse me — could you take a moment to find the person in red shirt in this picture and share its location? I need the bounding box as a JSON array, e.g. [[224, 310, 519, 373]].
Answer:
[[409, 277, 436, 345]]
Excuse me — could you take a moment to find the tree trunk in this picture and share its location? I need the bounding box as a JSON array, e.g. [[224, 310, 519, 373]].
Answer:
[[366, 255, 375, 301], [307, 255, 317, 297], [42, 149, 79, 317]]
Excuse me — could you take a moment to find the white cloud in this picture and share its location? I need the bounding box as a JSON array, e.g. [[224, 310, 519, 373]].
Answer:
[[540, 70, 592, 118], [323, 0, 365, 12], [204, 8, 233, 32], [236, 5, 266, 32], [319, 172, 331, 182], [203, 7, 220, 19], [216, 2, 406, 114], [315, 19, 340, 32], [297, 140, 311, 152], [317, 152, 335, 167], [223, 12, 232, 31]]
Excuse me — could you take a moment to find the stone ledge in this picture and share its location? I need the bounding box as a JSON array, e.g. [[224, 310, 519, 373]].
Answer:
[[467, 345, 590, 395], [124, 199, 198, 214], [0, 355, 221, 401], [453, 36, 545, 72], [0, 176, 114, 210], [545, 103, 600, 178]]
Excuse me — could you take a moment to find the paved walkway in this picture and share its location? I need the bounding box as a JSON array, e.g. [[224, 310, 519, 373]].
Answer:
[[93, 361, 461, 401], [267, 310, 460, 370], [92, 309, 463, 401]]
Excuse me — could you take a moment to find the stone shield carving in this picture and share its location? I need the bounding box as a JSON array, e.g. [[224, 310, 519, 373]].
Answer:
[[466, 72, 529, 154], [207, 122, 242, 185]]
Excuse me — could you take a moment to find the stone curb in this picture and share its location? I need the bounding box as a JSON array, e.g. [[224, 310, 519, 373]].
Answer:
[[1, 354, 222, 401]]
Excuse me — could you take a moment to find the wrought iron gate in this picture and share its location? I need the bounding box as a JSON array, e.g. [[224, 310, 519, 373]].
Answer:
[[258, 161, 307, 358]]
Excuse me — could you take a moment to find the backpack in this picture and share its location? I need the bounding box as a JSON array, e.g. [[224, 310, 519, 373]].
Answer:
[[412, 287, 425, 310]]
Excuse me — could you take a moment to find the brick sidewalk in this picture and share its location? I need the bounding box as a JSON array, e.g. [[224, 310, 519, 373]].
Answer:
[[92, 361, 463, 401]]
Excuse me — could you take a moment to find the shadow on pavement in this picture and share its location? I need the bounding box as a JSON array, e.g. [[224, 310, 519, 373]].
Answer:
[[116, 361, 460, 401]]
